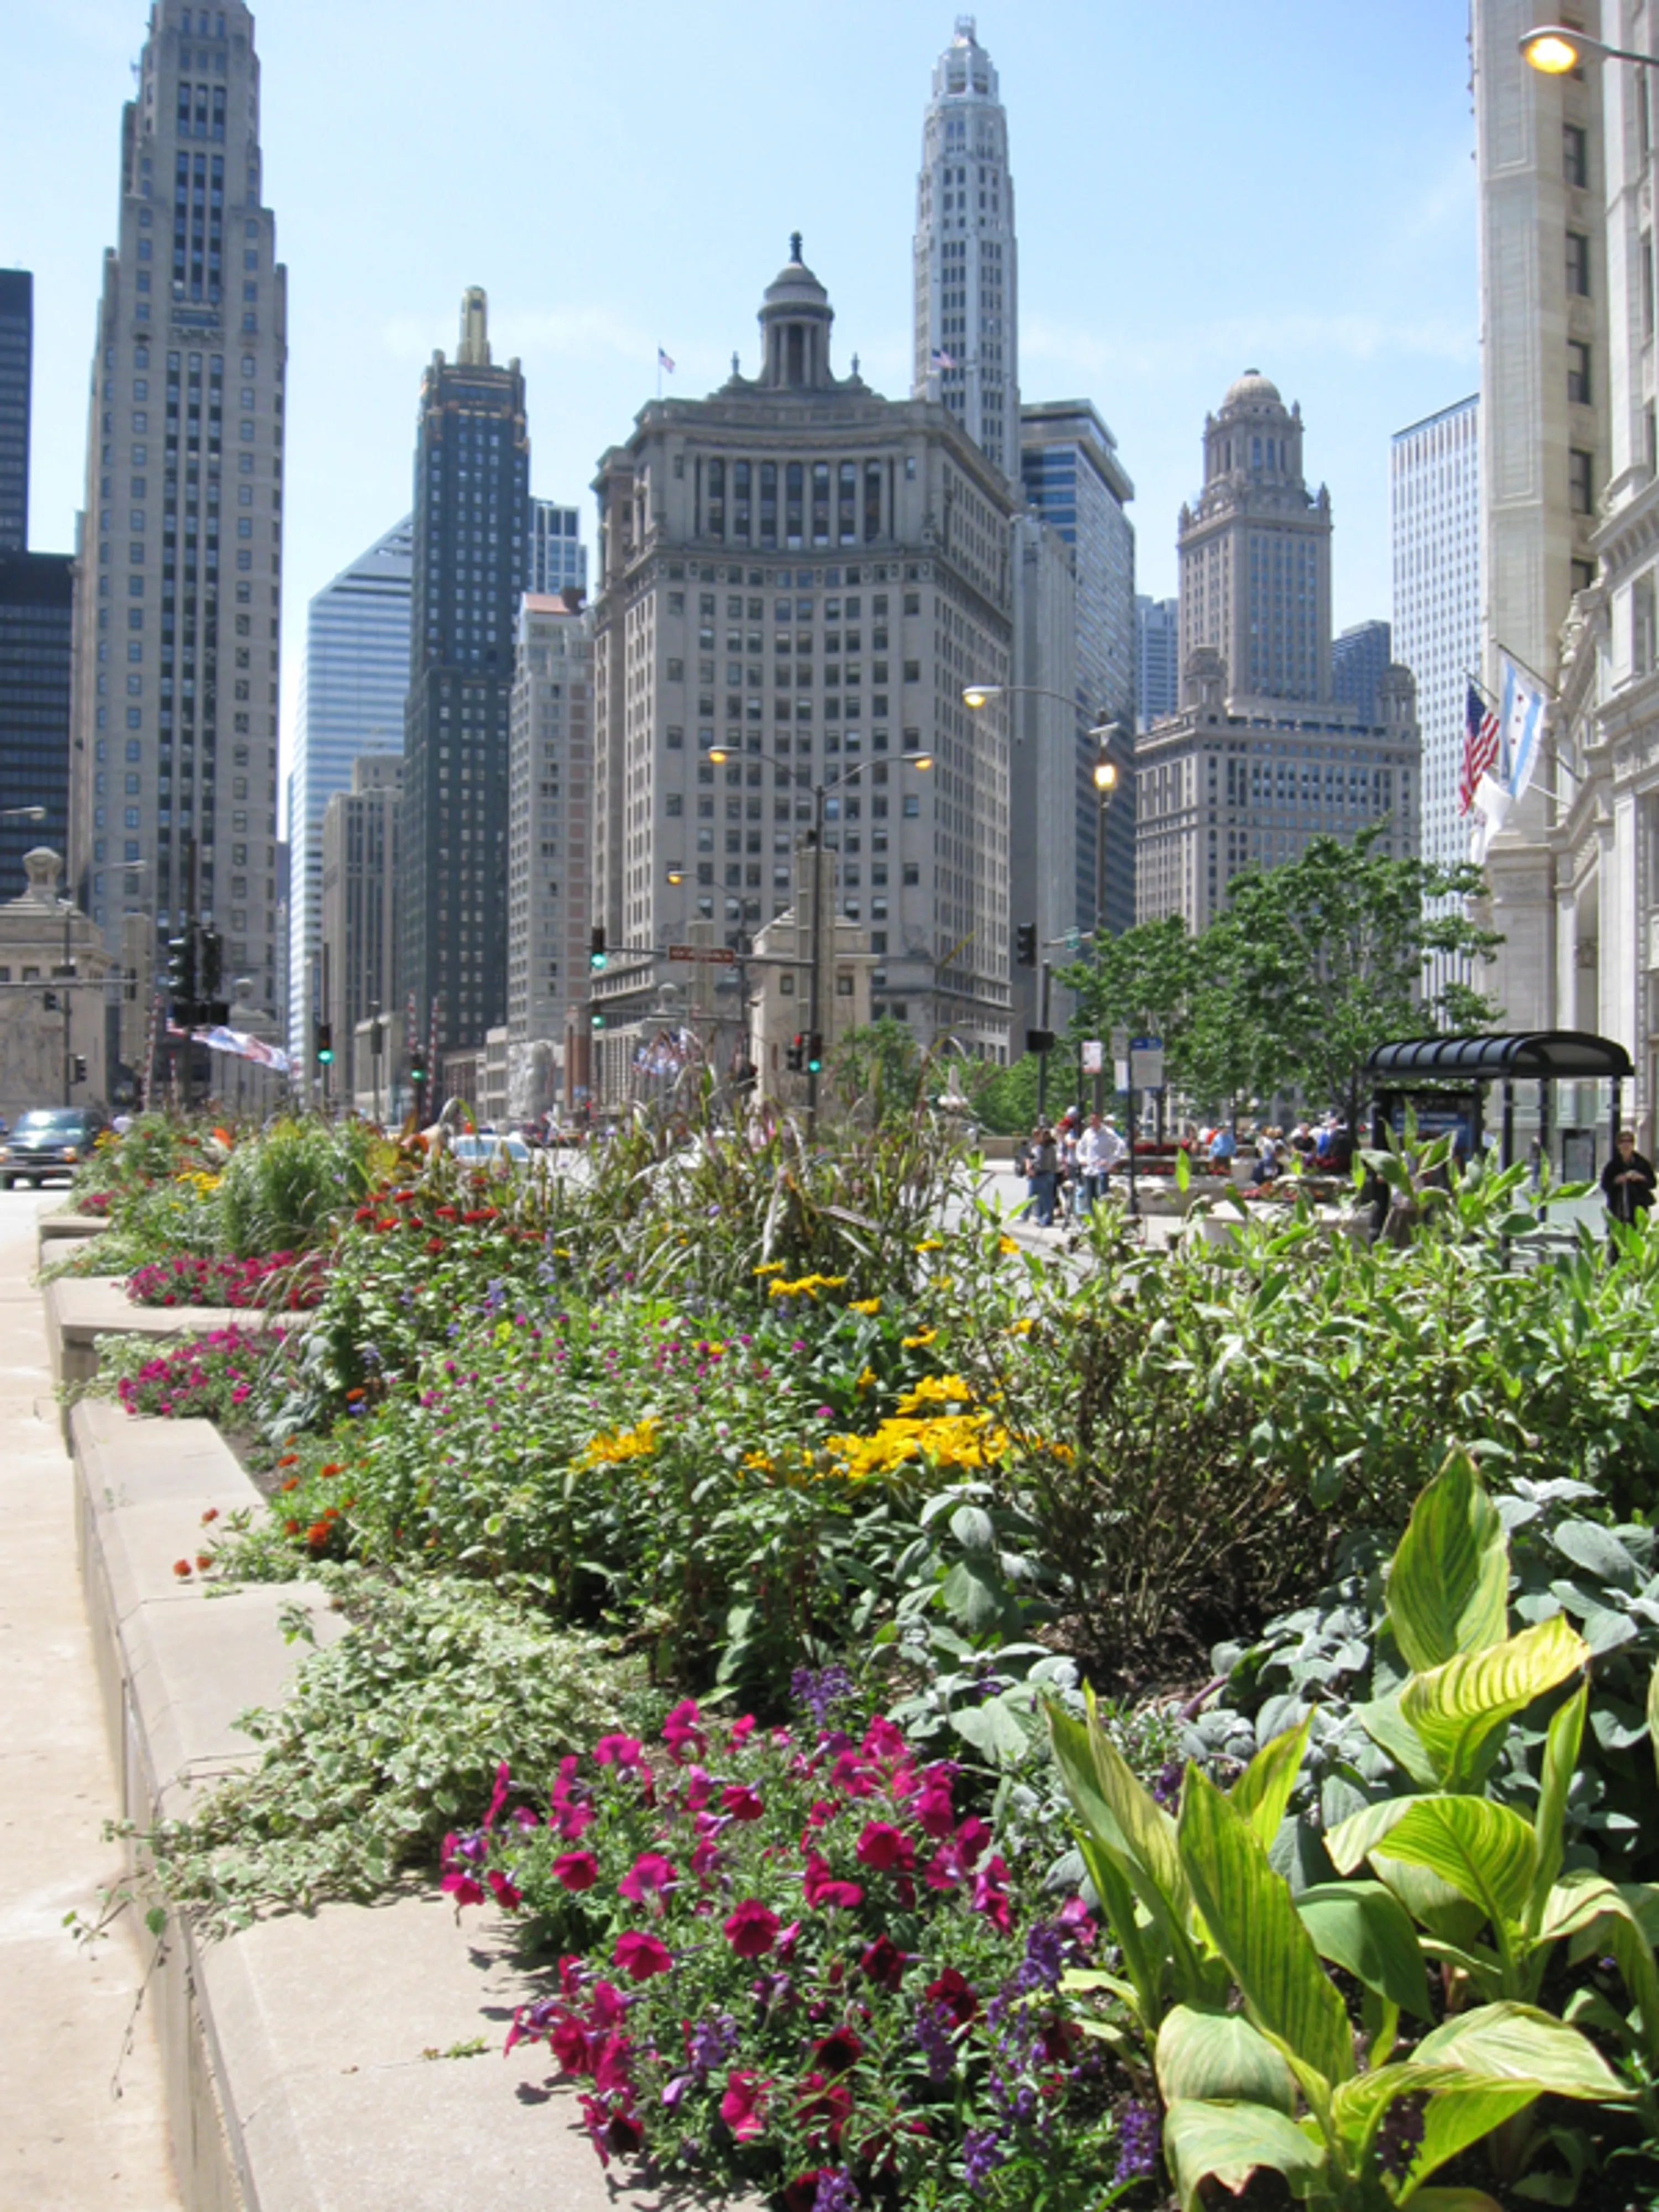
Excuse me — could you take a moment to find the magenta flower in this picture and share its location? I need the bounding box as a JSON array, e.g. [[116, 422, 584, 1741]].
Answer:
[[721, 1783, 764, 1822], [613, 1929, 672, 1982], [661, 1698, 705, 1763], [719, 2068, 770, 2141], [551, 1849, 600, 1892], [593, 1733, 644, 1770], [486, 1867, 522, 1911], [854, 1820, 914, 1875], [723, 1900, 781, 1958], [802, 1854, 864, 1913], [617, 1852, 677, 1905]]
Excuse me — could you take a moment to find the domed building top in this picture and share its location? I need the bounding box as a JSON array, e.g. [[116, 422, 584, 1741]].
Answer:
[[755, 233, 838, 391], [763, 234, 830, 312], [1222, 368, 1285, 411]]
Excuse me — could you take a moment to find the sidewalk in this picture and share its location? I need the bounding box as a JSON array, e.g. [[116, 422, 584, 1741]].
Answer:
[[0, 1194, 180, 2209]]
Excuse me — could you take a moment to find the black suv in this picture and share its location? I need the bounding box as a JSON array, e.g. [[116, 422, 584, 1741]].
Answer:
[[1, 1107, 107, 1187]]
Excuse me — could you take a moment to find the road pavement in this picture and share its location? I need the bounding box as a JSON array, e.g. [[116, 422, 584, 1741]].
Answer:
[[0, 1187, 181, 2209]]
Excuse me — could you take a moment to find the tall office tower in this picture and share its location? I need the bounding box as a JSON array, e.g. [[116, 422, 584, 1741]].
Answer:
[[0, 271, 33, 550], [912, 17, 1020, 482], [1331, 619, 1392, 725], [1471, 0, 1608, 1032], [526, 499, 587, 596], [591, 241, 1015, 1080], [1135, 594, 1178, 729], [507, 591, 592, 1107], [66, 0, 288, 1026], [0, 553, 74, 898], [401, 288, 529, 1056], [319, 752, 401, 1089], [1391, 396, 1479, 878], [1019, 400, 1137, 936], [1138, 372, 1420, 931], [285, 515, 411, 1067], [1177, 371, 1333, 705]]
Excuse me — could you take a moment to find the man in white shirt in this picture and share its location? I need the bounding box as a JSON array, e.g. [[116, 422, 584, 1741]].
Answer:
[[1076, 1112, 1127, 1213]]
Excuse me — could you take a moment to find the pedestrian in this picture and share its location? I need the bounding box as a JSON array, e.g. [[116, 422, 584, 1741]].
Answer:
[[1208, 1123, 1237, 1176], [1601, 1128, 1656, 1227], [1026, 1121, 1060, 1227], [1076, 1110, 1125, 1213], [1246, 1126, 1284, 1190]]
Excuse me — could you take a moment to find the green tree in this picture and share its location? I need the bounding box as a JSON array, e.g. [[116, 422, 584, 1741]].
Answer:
[[1218, 825, 1501, 1133], [828, 1018, 926, 1124]]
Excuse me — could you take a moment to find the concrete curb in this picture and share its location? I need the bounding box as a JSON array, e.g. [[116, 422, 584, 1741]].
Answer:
[[62, 1352, 658, 2208]]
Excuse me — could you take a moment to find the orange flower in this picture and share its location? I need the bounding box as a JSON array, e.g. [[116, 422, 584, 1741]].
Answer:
[[212, 1126, 233, 1146], [200, 1506, 219, 1525], [306, 1521, 331, 1548], [278, 1453, 300, 1468], [195, 1552, 213, 1572], [345, 1387, 366, 1404], [280, 1475, 300, 1494], [426, 1237, 444, 1255], [172, 1559, 192, 1578], [283, 1519, 300, 1537], [320, 1463, 343, 1478]]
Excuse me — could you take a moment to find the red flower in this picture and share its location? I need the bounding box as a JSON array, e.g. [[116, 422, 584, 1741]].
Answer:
[[812, 2025, 863, 2075], [781, 2175, 830, 2212], [549, 2017, 591, 2073], [195, 1552, 213, 1571], [913, 1779, 956, 1837], [972, 1854, 1013, 1933], [719, 2068, 770, 2142], [200, 1506, 220, 1525], [855, 1821, 914, 1875], [859, 1934, 906, 1990], [551, 1849, 599, 1892], [723, 1900, 781, 1958], [613, 1929, 672, 1981], [721, 1783, 764, 1822], [441, 1869, 484, 1908], [171, 1558, 192, 1578], [578, 2094, 644, 2167], [802, 1854, 864, 1913], [661, 1697, 705, 1763], [617, 1852, 676, 1905], [486, 1868, 522, 1911], [796, 2069, 853, 2148], [925, 1967, 978, 2026], [426, 1238, 444, 1256]]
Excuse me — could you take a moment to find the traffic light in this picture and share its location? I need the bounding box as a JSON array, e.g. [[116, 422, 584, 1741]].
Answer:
[[410, 1044, 428, 1091], [165, 931, 197, 1022], [1026, 1027, 1055, 1055], [1015, 921, 1037, 968], [806, 1032, 825, 1075], [72, 1054, 88, 1084], [41, 989, 58, 1013], [316, 1021, 335, 1067], [200, 930, 229, 1024], [591, 1008, 606, 1031], [589, 925, 608, 972], [785, 1034, 805, 1073]]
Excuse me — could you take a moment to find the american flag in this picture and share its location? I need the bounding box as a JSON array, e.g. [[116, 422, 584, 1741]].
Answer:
[[1458, 683, 1500, 817], [657, 346, 676, 374], [930, 346, 957, 371]]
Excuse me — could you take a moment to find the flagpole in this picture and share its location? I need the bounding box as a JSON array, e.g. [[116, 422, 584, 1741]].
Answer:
[[1491, 640, 1559, 699], [657, 346, 662, 401]]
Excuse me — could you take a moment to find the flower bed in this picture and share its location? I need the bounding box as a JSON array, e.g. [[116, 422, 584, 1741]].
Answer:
[[113, 1324, 285, 1425], [446, 1684, 1145, 2208], [126, 1250, 324, 1310]]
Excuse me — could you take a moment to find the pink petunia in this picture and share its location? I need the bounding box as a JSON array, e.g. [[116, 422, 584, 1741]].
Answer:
[[802, 1854, 864, 1913], [486, 1867, 522, 1911], [661, 1698, 706, 1764], [719, 2068, 770, 2142], [855, 1821, 915, 1875], [551, 1849, 600, 1892], [613, 1929, 672, 1981], [723, 1899, 781, 1958], [617, 1852, 677, 1906], [593, 1733, 645, 1770], [721, 1783, 764, 1822]]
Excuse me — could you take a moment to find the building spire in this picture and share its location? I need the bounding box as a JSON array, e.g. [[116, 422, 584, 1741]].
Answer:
[[458, 286, 491, 367]]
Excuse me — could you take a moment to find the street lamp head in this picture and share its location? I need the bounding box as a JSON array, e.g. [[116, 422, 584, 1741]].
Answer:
[[1093, 759, 1120, 795], [1519, 24, 1590, 71], [962, 686, 1002, 709], [706, 745, 732, 764], [904, 749, 935, 771], [665, 865, 686, 886], [1, 805, 46, 822]]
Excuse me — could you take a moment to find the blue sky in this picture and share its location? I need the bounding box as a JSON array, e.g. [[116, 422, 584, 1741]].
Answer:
[[3, 0, 1477, 769]]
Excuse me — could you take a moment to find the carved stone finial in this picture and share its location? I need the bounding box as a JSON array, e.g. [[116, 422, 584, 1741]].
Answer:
[[790, 231, 802, 263]]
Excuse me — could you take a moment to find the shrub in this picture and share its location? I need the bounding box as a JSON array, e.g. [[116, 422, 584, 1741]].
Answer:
[[215, 1115, 375, 1258]]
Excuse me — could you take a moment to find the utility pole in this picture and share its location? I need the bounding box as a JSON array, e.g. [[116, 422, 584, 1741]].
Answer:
[[805, 785, 826, 1136], [1036, 961, 1053, 1121]]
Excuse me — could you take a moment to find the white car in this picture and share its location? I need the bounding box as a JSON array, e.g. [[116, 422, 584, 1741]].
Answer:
[[450, 1132, 533, 1167]]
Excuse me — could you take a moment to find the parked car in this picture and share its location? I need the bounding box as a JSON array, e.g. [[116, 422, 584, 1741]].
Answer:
[[450, 1131, 533, 1168], [0, 1106, 107, 1187]]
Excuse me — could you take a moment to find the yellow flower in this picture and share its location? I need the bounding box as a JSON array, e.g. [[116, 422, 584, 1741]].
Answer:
[[854, 1366, 878, 1393], [901, 1327, 937, 1349], [849, 1297, 880, 1317], [998, 1235, 1019, 1256], [768, 1273, 848, 1300], [580, 1416, 660, 1469], [896, 1373, 974, 1413], [821, 1410, 1010, 1483], [742, 1449, 775, 1473], [915, 1237, 944, 1253], [1006, 1317, 1034, 1338], [753, 1260, 785, 1276]]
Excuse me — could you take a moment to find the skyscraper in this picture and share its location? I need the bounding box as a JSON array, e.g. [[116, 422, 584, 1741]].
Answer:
[[1137, 372, 1420, 932], [0, 270, 33, 551], [1019, 400, 1137, 935], [590, 241, 1015, 1082], [1391, 395, 1479, 880], [1331, 618, 1392, 726], [320, 752, 401, 1091], [285, 515, 412, 1068], [912, 17, 1020, 482], [507, 591, 591, 1102], [1135, 594, 1178, 729], [526, 499, 586, 596], [67, 0, 288, 1024], [401, 288, 529, 1056]]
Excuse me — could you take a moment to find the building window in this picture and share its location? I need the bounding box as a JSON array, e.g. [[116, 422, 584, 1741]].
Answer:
[[1567, 340, 1592, 406], [1635, 570, 1657, 677], [1566, 229, 1592, 298], [1563, 123, 1589, 189], [1569, 447, 1596, 514]]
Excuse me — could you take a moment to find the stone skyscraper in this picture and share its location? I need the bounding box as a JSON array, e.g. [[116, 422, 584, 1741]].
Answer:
[[507, 591, 592, 1106], [401, 289, 529, 1056], [1392, 395, 1482, 883], [286, 515, 411, 1070], [912, 17, 1019, 482], [68, 1, 287, 1022], [1138, 372, 1420, 931], [0, 270, 33, 551], [1135, 594, 1178, 729]]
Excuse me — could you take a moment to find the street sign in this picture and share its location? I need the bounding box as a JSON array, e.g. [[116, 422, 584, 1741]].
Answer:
[[1130, 1034, 1165, 1090], [1081, 1039, 1104, 1074], [1114, 1060, 1130, 1093], [667, 943, 737, 965], [1109, 1025, 1129, 1061]]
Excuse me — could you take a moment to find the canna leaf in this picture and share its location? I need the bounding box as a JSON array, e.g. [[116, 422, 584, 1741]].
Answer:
[[1365, 1796, 1537, 1937], [1527, 1682, 1587, 1934], [1386, 1451, 1509, 1673], [1229, 1716, 1313, 1853], [1401, 1614, 1589, 1789], [1294, 1880, 1432, 2019], [1156, 2004, 1296, 2114], [1410, 2080, 1557, 2197], [1161, 2096, 1323, 2212], [1414, 2001, 1626, 2100], [1177, 1765, 1355, 2087]]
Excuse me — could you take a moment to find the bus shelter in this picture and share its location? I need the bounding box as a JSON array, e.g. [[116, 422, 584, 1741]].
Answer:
[[1365, 1031, 1634, 1179]]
